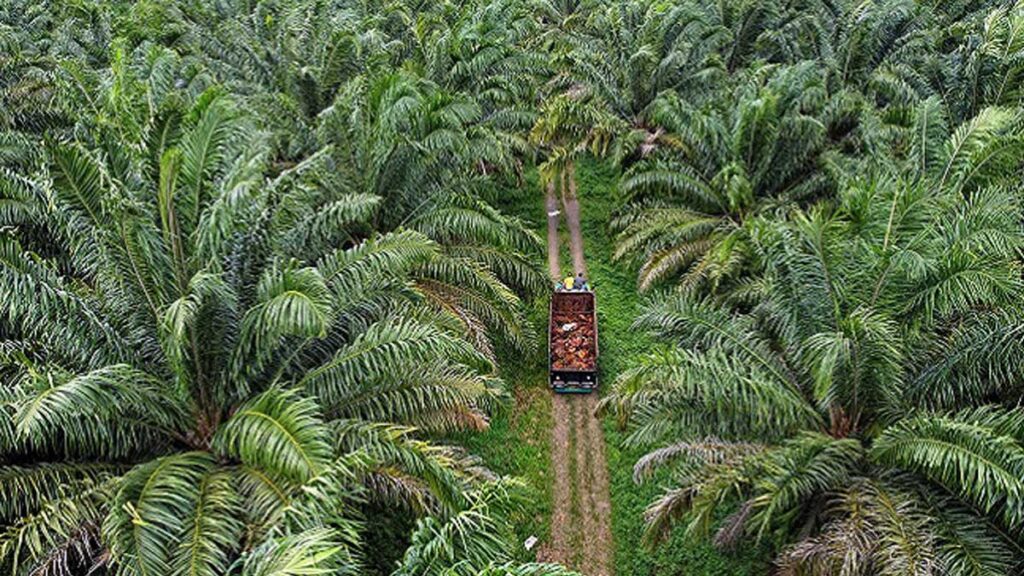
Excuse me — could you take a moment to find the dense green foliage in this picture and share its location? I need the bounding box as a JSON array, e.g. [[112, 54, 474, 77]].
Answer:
[[0, 0, 560, 575], [5, 0, 1024, 575], [603, 0, 1024, 574]]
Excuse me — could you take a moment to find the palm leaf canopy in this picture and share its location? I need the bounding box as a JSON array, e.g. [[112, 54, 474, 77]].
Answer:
[[0, 42, 540, 573]]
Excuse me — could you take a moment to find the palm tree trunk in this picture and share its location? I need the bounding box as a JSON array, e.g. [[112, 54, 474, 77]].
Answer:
[[562, 160, 587, 276], [546, 180, 562, 282]]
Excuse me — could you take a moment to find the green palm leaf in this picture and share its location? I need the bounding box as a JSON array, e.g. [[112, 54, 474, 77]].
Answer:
[[171, 470, 242, 576], [104, 452, 215, 576], [215, 389, 332, 485], [872, 408, 1024, 531]]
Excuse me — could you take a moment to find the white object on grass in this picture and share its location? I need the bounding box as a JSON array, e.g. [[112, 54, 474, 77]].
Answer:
[[524, 536, 538, 551]]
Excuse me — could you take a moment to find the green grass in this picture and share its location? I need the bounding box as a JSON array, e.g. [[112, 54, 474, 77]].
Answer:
[[444, 172, 558, 559], [449, 286, 555, 562], [571, 159, 771, 576]]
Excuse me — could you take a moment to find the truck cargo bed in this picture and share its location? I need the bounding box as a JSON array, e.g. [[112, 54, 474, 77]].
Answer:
[[549, 291, 599, 393]]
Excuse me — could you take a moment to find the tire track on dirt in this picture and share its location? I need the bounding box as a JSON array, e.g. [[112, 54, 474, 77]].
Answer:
[[565, 171, 613, 575], [581, 393, 613, 576], [573, 393, 598, 565], [540, 178, 573, 567], [541, 395, 573, 565], [573, 397, 599, 572]]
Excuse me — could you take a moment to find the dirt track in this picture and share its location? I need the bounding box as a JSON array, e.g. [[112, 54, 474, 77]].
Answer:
[[537, 178, 613, 575], [546, 182, 562, 280]]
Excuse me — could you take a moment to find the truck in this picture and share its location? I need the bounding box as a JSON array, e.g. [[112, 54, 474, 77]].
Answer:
[[549, 290, 599, 393]]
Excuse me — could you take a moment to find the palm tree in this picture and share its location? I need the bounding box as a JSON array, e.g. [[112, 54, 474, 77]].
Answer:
[[944, 1, 1024, 121], [317, 70, 546, 352], [128, 0, 548, 356], [607, 0, 1009, 294], [612, 63, 834, 292], [0, 0, 120, 179], [0, 78, 539, 574], [602, 104, 1024, 574], [571, 1, 724, 120], [160, 0, 386, 159], [530, 80, 624, 274]]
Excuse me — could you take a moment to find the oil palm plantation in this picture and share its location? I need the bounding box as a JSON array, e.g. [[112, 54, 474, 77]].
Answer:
[[573, 0, 722, 117], [603, 102, 1024, 573], [188, 0, 549, 344], [0, 54, 557, 573], [0, 2, 577, 573], [317, 69, 546, 355], [11, 0, 1024, 575], [606, 0, 1017, 294]]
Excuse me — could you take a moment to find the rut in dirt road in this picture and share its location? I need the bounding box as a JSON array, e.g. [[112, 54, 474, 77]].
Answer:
[[538, 181, 614, 576], [546, 181, 562, 280]]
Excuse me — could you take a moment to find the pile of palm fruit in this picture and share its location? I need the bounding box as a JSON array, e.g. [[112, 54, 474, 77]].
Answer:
[[550, 312, 596, 370]]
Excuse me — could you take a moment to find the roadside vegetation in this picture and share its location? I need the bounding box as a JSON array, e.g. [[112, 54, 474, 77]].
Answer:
[[574, 160, 771, 575], [602, 1, 1024, 574]]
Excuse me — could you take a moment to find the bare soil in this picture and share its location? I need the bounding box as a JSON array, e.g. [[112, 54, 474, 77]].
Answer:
[[580, 394, 613, 575], [563, 163, 587, 277], [539, 395, 573, 564], [546, 181, 562, 281]]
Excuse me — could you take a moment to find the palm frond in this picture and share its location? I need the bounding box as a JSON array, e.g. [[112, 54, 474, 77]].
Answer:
[[872, 408, 1024, 531], [240, 527, 358, 576], [215, 389, 332, 485], [103, 452, 215, 576], [171, 469, 243, 576]]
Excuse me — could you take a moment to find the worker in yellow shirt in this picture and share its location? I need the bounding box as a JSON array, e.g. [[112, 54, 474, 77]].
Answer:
[[563, 276, 574, 290]]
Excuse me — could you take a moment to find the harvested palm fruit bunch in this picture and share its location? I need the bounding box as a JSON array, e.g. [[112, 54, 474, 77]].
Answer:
[[550, 312, 596, 370]]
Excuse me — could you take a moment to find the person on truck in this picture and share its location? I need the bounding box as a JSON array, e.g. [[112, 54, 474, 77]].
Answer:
[[575, 272, 588, 291], [563, 276, 575, 290]]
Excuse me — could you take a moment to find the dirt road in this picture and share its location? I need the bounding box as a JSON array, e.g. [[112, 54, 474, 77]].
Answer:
[[538, 177, 613, 576]]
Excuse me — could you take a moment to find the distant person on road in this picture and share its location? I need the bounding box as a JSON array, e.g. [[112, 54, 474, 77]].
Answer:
[[575, 272, 588, 291]]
